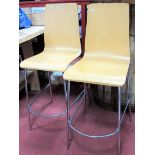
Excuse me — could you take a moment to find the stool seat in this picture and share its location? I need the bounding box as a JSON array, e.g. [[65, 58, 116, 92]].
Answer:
[[20, 3, 81, 131], [20, 3, 81, 73], [20, 49, 80, 72], [63, 4, 131, 154], [64, 3, 130, 87], [64, 54, 129, 87]]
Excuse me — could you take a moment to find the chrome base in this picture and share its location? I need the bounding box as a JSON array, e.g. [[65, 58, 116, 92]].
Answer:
[[65, 78, 132, 154], [24, 69, 74, 130]]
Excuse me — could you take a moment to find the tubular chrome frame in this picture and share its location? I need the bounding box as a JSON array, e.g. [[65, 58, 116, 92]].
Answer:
[[24, 69, 80, 129], [65, 75, 132, 154]]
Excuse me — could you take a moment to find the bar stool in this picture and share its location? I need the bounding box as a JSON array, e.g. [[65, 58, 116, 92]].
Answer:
[[20, 3, 81, 130], [63, 3, 131, 154]]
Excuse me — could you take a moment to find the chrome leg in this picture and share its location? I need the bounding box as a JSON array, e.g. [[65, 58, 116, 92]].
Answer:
[[117, 87, 121, 155], [84, 83, 87, 113], [24, 69, 32, 130], [48, 72, 53, 103], [87, 84, 91, 107], [68, 81, 73, 142], [64, 80, 72, 149], [128, 102, 132, 121], [127, 76, 132, 122]]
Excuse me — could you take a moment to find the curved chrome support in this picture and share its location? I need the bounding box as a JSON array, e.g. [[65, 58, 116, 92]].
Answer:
[[65, 82, 129, 155], [69, 122, 119, 139], [24, 69, 67, 118], [27, 103, 67, 118], [66, 83, 120, 139], [26, 83, 82, 118], [24, 70, 79, 129]]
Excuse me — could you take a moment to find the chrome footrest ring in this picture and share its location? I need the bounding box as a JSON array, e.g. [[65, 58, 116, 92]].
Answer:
[[68, 120, 119, 139]]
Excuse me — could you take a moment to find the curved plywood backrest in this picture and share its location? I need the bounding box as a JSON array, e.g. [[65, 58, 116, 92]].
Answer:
[[44, 3, 81, 53], [85, 3, 130, 60]]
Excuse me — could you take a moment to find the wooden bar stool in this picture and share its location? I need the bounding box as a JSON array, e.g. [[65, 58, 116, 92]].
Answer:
[[20, 3, 81, 130], [63, 3, 131, 154]]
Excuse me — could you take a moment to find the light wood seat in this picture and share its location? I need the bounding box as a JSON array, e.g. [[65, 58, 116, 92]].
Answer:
[[20, 3, 81, 72], [64, 3, 130, 87], [63, 4, 131, 153], [64, 54, 129, 87], [20, 50, 80, 72], [19, 3, 81, 131]]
